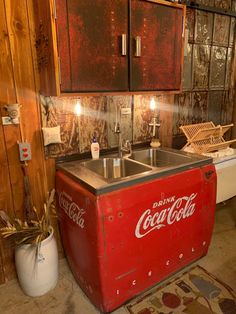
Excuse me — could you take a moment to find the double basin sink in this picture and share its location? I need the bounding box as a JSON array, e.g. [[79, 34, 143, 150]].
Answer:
[[80, 148, 196, 182]]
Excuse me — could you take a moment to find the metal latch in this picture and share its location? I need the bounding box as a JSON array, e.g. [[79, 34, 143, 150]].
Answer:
[[204, 170, 214, 180]]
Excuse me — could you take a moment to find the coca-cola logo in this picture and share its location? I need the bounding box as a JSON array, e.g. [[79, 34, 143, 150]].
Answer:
[[59, 191, 85, 229], [135, 193, 197, 238]]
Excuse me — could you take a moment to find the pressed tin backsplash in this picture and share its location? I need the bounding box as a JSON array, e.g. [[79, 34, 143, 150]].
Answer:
[[40, 91, 234, 158], [40, 95, 164, 158]]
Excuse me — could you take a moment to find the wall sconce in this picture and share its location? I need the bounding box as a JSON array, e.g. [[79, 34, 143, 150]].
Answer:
[[74, 99, 82, 116], [150, 97, 156, 111], [149, 97, 161, 148]]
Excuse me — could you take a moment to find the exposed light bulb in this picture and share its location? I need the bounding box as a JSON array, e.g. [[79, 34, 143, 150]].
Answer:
[[74, 100, 81, 116], [150, 97, 156, 111]]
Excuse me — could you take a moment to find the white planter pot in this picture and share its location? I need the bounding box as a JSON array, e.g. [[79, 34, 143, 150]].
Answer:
[[15, 226, 58, 297]]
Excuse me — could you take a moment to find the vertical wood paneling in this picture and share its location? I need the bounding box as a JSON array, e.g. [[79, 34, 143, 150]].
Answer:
[[0, 0, 15, 215], [0, 242, 5, 284], [55, 0, 71, 91], [33, 0, 60, 95], [232, 42, 236, 144], [5, 0, 47, 210], [0, 0, 19, 282], [0, 0, 50, 283], [0, 121, 15, 284], [0, 0, 21, 218], [1, 0, 24, 220]]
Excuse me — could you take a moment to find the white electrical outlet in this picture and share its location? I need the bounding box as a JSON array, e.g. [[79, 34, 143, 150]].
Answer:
[[2, 116, 19, 125]]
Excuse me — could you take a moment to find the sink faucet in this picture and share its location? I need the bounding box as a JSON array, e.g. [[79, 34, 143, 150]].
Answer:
[[114, 122, 122, 158], [121, 140, 132, 158], [114, 122, 132, 158]]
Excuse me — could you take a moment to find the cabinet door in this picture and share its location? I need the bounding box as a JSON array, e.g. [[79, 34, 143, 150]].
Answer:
[[130, 0, 184, 91], [56, 0, 129, 92]]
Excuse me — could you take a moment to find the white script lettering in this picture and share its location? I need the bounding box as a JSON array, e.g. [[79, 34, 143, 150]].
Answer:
[[135, 193, 197, 238], [59, 191, 85, 229]]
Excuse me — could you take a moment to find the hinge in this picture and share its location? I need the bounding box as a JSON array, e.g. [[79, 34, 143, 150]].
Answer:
[[53, 0, 57, 19], [58, 57, 61, 85]]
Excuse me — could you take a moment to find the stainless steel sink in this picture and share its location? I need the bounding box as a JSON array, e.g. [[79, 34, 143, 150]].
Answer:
[[57, 147, 212, 194], [80, 158, 152, 180], [128, 148, 192, 168]]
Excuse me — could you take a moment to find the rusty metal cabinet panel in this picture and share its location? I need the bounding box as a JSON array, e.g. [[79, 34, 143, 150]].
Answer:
[[130, 0, 184, 91], [221, 90, 234, 125], [229, 17, 236, 47], [56, 0, 129, 92], [194, 10, 213, 44], [36, 0, 185, 94], [183, 43, 193, 90], [193, 44, 210, 89], [208, 91, 224, 125], [192, 91, 208, 123], [195, 0, 214, 6], [225, 48, 233, 89], [214, 0, 232, 10], [173, 92, 192, 135], [213, 14, 230, 47], [107, 96, 132, 147], [209, 46, 227, 89], [233, 0, 236, 11], [186, 8, 195, 43]]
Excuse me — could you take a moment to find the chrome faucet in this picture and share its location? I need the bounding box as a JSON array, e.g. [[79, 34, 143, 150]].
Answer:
[[114, 122, 132, 158], [114, 122, 122, 158], [121, 140, 132, 158]]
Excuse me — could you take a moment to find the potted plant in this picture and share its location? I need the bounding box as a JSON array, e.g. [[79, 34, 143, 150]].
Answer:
[[0, 188, 58, 297]]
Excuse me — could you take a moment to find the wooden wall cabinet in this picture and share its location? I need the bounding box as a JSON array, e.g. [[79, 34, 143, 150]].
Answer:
[[34, 0, 185, 95]]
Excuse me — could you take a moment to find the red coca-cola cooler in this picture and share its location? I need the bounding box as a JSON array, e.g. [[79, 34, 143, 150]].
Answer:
[[56, 149, 216, 313]]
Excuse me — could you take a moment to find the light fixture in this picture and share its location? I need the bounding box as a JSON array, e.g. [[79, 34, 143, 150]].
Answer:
[[74, 99, 81, 116], [150, 97, 156, 111]]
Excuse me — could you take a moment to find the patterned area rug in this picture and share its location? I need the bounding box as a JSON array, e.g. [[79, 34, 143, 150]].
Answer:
[[126, 266, 236, 314]]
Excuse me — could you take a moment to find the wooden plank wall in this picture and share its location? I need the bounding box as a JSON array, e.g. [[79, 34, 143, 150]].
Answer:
[[0, 0, 49, 283], [231, 43, 236, 144]]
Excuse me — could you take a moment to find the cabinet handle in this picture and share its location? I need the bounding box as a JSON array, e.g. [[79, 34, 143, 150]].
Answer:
[[135, 36, 141, 57], [53, 0, 57, 19], [121, 34, 127, 56]]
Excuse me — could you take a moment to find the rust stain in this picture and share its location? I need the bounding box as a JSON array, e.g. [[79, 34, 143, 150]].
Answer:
[[115, 268, 137, 280]]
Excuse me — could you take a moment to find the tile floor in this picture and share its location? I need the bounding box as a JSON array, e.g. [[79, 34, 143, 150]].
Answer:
[[0, 199, 235, 314]]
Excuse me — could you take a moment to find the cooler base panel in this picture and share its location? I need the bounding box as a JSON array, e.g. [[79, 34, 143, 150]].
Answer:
[[56, 164, 216, 313]]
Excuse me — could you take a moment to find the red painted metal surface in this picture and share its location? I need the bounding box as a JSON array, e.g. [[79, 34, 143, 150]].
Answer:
[[130, 0, 183, 91], [56, 0, 129, 92], [56, 164, 216, 313]]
